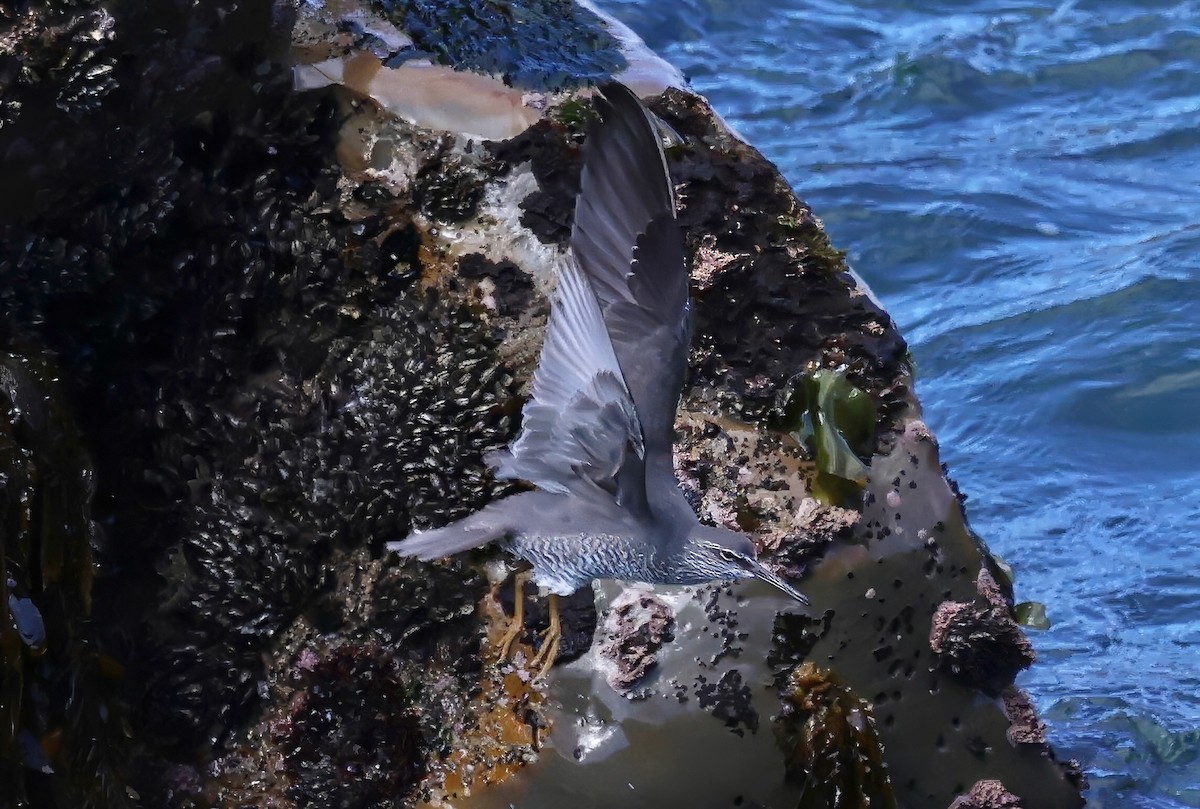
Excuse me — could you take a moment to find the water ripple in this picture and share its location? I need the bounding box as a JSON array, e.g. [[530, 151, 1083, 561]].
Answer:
[[599, 1, 1200, 805]]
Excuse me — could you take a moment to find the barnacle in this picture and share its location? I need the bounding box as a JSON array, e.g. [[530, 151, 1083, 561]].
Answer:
[[929, 599, 1036, 697]]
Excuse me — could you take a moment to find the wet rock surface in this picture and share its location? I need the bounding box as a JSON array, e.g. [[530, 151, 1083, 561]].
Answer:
[[0, 1, 1084, 807], [766, 422, 1085, 809]]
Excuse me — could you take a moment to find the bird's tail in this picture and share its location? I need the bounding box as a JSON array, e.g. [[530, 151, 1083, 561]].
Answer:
[[386, 505, 514, 561]]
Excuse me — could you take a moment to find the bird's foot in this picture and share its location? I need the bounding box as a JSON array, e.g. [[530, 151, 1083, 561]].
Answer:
[[495, 570, 531, 663], [529, 593, 561, 681], [493, 573, 560, 680]]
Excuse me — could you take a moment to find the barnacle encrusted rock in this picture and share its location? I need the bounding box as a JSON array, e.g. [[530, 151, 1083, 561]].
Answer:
[[950, 779, 1025, 809], [929, 568, 1037, 696], [600, 588, 676, 693], [268, 643, 427, 804]]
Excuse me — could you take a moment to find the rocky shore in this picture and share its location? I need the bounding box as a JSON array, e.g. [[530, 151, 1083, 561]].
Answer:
[[0, 1, 1085, 807]]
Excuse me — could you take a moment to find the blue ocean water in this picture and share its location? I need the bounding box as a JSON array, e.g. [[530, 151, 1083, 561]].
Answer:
[[600, 1, 1200, 806]]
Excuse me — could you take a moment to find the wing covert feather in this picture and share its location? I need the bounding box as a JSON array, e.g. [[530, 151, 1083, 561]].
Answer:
[[489, 260, 647, 510]]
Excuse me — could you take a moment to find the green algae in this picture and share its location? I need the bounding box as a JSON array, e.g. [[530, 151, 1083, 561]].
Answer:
[[775, 213, 848, 269], [375, 0, 626, 91], [774, 368, 876, 506], [990, 553, 1016, 589], [550, 96, 599, 132], [1014, 601, 1051, 630]]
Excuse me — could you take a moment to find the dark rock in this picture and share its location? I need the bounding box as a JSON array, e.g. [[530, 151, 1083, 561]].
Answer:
[[651, 88, 909, 432], [458, 253, 536, 317]]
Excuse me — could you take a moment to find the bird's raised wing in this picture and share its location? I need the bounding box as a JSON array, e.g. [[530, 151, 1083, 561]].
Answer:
[[571, 82, 689, 461], [488, 257, 648, 511]]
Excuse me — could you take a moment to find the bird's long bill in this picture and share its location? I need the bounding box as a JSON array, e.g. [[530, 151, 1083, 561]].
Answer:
[[749, 560, 810, 605]]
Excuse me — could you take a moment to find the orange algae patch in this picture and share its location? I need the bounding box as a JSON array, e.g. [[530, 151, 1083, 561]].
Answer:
[[426, 589, 551, 804]]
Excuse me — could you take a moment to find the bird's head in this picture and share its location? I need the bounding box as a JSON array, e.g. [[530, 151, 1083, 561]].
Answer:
[[687, 524, 808, 604]]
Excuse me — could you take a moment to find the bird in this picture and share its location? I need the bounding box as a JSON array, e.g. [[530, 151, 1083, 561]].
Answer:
[[389, 82, 808, 677]]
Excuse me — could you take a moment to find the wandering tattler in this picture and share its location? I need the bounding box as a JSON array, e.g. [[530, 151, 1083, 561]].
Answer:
[[389, 82, 807, 675]]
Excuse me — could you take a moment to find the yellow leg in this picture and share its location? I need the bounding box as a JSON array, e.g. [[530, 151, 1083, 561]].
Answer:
[[497, 570, 531, 662], [530, 593, 561, 680]]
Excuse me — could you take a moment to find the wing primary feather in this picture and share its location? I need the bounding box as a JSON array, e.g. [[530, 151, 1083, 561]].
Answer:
[[571, 82, 690, 458]]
